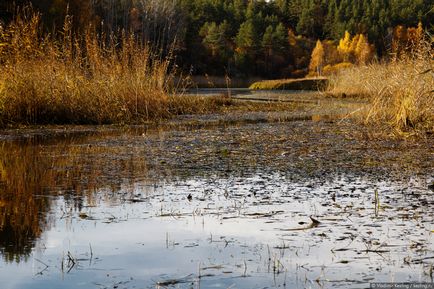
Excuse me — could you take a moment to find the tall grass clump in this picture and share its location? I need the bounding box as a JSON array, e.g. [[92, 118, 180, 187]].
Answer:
[[0, 7, 176, 125], [328, 36, 433, 134]]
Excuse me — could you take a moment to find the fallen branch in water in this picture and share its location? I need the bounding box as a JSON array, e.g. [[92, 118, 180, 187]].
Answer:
[[280, 216, 321, 231]]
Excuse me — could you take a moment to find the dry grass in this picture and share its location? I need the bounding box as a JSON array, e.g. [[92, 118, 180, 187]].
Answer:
[[0, 8, 230, 126], [249, 78, 328, 90], [328, 39, 433, 134]]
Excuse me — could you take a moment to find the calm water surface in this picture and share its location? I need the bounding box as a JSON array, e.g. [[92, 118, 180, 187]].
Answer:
[[0, 121, 433, 289]]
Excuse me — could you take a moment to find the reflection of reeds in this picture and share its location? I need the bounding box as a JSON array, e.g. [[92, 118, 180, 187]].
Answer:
[[0, 142, 50, 262], [328, 37, 433, 134], [0, 135, 153, 263]]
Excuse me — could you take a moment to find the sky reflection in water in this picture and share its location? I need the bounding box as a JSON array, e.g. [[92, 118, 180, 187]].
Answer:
[[0, 123, 433, 289]]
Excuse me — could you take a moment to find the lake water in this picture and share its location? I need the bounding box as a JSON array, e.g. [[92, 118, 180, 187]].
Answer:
[[0, 120, 433, 288]]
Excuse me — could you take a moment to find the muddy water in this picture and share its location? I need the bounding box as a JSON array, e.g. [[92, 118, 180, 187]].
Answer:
[[0, 120, 433, 289]]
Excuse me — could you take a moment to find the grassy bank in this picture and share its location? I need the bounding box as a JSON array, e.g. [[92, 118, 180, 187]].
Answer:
[[187, 75, 262, 88], [0, 9, 232, 126], [328, 40, 433, 134], [249, 78, 328, 91]]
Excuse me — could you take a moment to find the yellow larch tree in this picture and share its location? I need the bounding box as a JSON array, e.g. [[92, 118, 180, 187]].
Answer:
[[309, 39, 325, 76], [349, 34, 360, 54], [354, 34, 372, 65], [337, 31, 352, 61]]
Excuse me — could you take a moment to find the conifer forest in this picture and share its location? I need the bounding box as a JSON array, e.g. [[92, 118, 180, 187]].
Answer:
[[1, 0, 432, 78]]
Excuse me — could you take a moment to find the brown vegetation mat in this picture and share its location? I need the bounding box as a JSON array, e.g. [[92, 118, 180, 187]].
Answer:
[[249, 78, 328, 90]]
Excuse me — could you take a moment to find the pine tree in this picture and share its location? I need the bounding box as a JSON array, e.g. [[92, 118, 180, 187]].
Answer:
[[296, 0, 315, 36], [235, 20, 257, 54], [200, 22, 221, 57], [273, 22, 287, 53], [262, 25, 274, 74], [235, 19, 259, 74], [200, 19, 231, 59], [262, 25, 274, 53], [324, 0, 338, 38]]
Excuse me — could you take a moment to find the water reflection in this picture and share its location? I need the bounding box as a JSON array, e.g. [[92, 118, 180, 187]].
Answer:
[[0, 122, 432, 288], [0, 141, 52, 263], [0, 134, 154, 263]]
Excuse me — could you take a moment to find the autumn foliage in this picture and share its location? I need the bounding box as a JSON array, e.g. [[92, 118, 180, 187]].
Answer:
[[309, 40, 325, 75], [308, 31, 374, 76], [328, 30, 433, 133], [392, 22, 424, 60]]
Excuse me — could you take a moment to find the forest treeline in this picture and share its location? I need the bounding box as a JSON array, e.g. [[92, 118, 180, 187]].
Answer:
[[1, 0, 432, 78]]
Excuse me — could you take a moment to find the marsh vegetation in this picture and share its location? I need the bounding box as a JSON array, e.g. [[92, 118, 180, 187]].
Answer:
[[0, 2, 432, 134], [0, 2, 433, 288], [327, 37, 433, 134]]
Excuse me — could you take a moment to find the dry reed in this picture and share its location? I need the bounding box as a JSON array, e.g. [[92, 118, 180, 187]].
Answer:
[[0, 7, 228, 126], [328, 37, 433, 134]]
